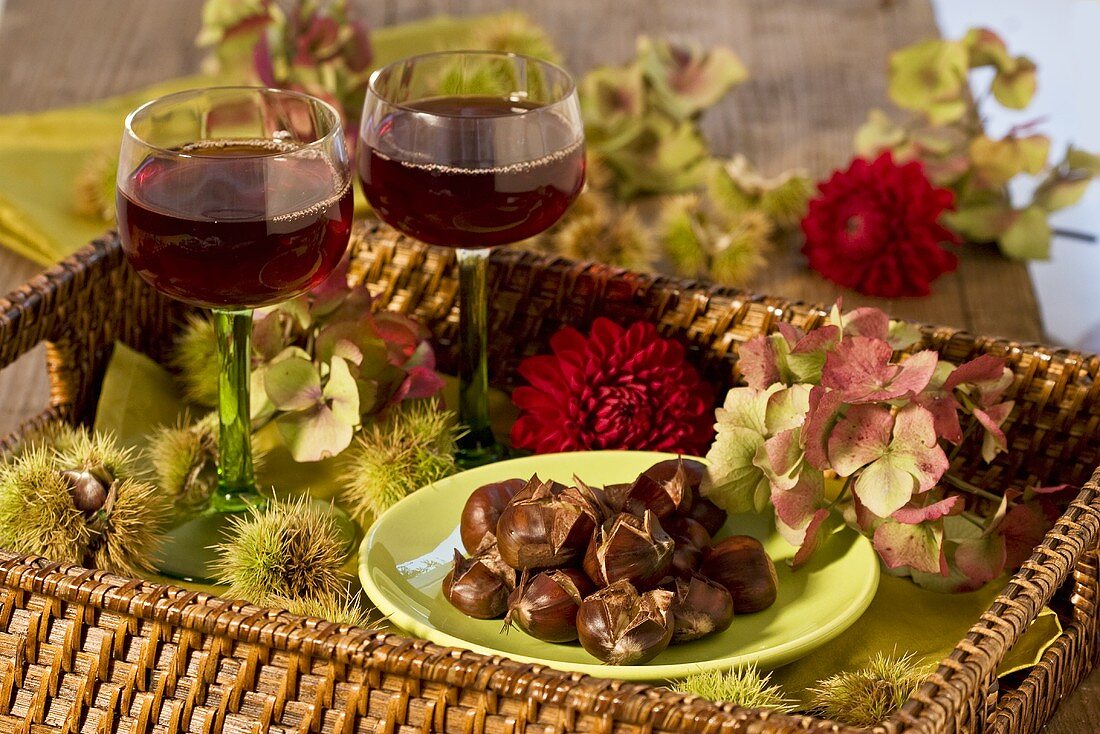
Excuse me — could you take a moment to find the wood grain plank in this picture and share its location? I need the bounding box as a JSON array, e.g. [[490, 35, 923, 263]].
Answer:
[[0, 0, 206, 436]]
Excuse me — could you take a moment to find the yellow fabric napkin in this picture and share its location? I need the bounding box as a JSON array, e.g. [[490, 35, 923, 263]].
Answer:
[[0, 14, 499, 266], [772, 572, 1061, 705]]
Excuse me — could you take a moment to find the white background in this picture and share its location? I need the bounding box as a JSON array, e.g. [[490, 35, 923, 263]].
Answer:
[[934, 1, 1098, 350]]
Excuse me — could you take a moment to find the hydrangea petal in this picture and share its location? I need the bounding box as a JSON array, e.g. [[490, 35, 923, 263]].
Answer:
[[739, 334, 783, 390], [842, 307, 890, 340], [954, 534, 1007, 587], [891, 494, 963, 524], [764, 384, 811, 434], [828, 403, 893, 477], [791, 509, 834, 569], [803, 387, 845, 470], [873, 519, 945, 575], [855, 455, 920, 518], [705, 426, 768, 513]]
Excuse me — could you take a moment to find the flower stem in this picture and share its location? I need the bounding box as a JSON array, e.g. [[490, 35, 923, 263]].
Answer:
[[826, 474, 855, 512], [959, 511, 988, 531], [941, 472, 1003, 504], [948, 420, 981, 463]]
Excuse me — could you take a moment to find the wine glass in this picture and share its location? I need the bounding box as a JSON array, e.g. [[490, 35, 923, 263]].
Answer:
[[358, 51, 585, 466], [116, 87, 354, 581]]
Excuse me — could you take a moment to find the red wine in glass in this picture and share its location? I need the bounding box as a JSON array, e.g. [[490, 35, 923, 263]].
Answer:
[[118, 139, 353, 309], [358, 97, 585, 248]]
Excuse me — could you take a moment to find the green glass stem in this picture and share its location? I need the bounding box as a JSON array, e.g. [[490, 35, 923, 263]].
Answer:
[[455, 248, 504, 466], [211, 307, 262, 511]]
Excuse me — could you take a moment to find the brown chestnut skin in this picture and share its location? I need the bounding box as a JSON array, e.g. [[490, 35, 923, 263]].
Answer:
[[442, 543, 516, 619], [687, 496, 728, 537], [576, 581, 674, 665], [668, 575, 734, 643], [618, 458, 701, 518], [460, 478, 527, 553], [583, 511, 674, 590], [496, 479, 598, 570], [701, 536, 778, 614], [505, 569, 592, 642], [663, 516, 711, 580]]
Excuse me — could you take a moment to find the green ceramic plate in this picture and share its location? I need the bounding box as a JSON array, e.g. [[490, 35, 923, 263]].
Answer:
[[359, 451, 879, 680]]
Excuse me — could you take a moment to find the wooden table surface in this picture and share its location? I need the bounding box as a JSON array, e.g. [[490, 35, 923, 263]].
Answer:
[[0, 1, 1088, 731]]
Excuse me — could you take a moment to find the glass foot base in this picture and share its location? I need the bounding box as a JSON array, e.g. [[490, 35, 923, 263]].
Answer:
[[456, 426, 507, 469], [155, 499, 357, 584]]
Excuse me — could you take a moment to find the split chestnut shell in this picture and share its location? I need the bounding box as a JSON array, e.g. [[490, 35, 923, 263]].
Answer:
[[505, 568, 592, 643], [442, 535, 516, 619], [583, 510, 674, 589], [575, 580, 674, 665], [495, 476, 599, 570]]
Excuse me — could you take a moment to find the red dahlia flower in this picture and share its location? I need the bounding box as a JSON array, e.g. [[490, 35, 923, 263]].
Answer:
[[801, 153, 959, 298], [511, 318, 714, 455]]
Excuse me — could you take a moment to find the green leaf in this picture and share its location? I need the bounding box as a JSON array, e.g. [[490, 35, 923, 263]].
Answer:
[[963, 27, 1013, 71], [1067, 145, 1100, 175], [855, 109, 908, 157], [638, 36, 748, 121], [322, 356, 360, 425], [93, 342, 187, 451], [999, 206, 1052, 260], [888, 39, 969, 124], [264, 356, 322, 411], [992, 57, 1037, 109], [941, 202, 1016, 242], [275, 405, 354, 463], [1033, 177, 1091, 212]]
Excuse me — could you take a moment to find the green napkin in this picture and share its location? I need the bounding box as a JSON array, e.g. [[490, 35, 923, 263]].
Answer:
[[0, 13, 500, 266]]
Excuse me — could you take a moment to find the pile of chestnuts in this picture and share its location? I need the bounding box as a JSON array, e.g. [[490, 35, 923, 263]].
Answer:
[[442, 458, 779, 665]]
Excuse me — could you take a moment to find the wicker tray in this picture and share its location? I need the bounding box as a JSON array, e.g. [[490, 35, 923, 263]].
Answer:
[[0, 224, 1097, 734]]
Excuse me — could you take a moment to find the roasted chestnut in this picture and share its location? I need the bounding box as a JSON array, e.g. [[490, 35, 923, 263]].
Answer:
[[663, 516, 712, 579], [668, 575, 734, 642], [460, 478, 527, 553], [576, 580, 674, 665], [442, 535, 516, 619], [687, 495, 728, 537], [584, 510, 674, 589], [505, 568, 592, 642], [496, 477, 598, 570], [616, 458, 701, 518], [701, 535, 778, 614]]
